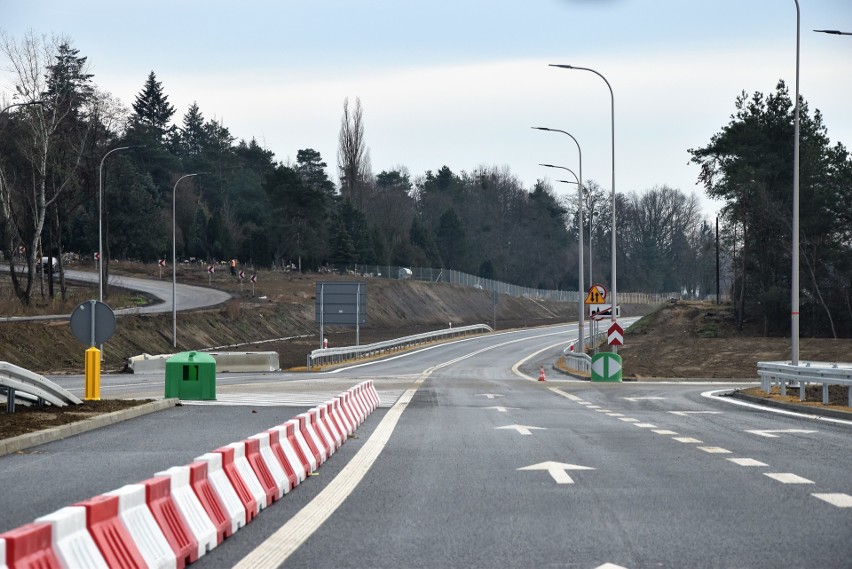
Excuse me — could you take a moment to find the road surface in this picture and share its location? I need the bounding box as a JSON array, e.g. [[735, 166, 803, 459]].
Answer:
[[3, 323, 850, 568]]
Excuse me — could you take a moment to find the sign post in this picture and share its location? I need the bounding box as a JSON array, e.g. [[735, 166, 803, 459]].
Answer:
[[250, 274, 257, 296], [70, 300, 116, 400], [207, 264, 214, 286]]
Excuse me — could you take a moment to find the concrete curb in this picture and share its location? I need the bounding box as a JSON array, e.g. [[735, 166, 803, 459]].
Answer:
[[730, 390, 852, 420], [0, 399, 178, 457]]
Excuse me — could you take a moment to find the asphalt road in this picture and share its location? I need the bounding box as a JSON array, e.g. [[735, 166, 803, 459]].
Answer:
[[4, 324, 851, 568], [1, 269, 232, 321]]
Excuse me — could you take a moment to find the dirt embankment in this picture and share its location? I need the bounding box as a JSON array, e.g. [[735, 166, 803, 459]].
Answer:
[[620, 301, 852, 379], [2, 268, 636, 373]]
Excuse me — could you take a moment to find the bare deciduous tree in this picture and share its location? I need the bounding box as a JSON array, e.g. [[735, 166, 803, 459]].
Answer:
[[337, 97, 372, 209]]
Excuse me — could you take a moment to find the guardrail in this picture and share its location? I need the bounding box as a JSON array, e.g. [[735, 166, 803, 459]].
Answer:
[[0, 361, 83, 413], [758, 361, 852, 406], [307, 324, 493, 370], [562, 329, 609, 373]]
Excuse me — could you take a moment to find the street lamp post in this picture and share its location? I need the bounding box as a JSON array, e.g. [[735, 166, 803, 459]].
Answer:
[[533, 127, 585, 355], [539, 161, 585, 354], [98, 146, 142, 302], [792, 0, 801, 366], [173, 173, 205, 348], [550, 64, 618, 352]]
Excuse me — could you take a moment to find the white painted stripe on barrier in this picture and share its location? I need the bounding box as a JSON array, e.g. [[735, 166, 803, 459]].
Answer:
[[195, 453, 245, 534], [271, 426, 308, 482], [334, 398, 354, 436], [35, 506, 109, 569], [348, 388, 366, 422], [104, 485, 177, 569], [319, 404, 344, 449], [0, 538, 5, 569], [285, 419, 318, 473], [343, 392, 362, 426], [311, 408, 337, 454], [331, 399, 352, 438], [249, 433, 290, 498], [155, 466, 218, 558], [297, 413, 328, 464], [225, 443, 269, 510], [367, 381, 380, 409]]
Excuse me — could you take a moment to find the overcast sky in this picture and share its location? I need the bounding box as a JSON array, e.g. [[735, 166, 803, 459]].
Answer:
[[3, 0, 851, 216]]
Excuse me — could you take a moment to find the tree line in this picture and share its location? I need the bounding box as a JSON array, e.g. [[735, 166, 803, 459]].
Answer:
[[3, 32, 848, 340]]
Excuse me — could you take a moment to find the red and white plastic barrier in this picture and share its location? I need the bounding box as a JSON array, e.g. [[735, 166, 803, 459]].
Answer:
[[34, 506, 108, 569], [104, 484, 177, 569], [0, 381, 380, 569]]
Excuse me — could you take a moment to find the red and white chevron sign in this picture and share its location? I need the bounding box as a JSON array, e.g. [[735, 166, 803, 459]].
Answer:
[[608, 322, 624, 346]]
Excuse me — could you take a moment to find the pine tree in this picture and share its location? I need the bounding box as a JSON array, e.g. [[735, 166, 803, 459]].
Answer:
[[132, 71, 176, 137]]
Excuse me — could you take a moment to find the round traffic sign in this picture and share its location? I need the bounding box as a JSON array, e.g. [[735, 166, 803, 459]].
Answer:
[[70, 300, 116, 346]]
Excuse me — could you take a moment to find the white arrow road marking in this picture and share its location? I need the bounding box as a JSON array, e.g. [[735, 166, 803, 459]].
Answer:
[[517, 461, 595, 484], [482, 406, 518, 413], [765, 472, 814, 484], [669, 411, 723, 416], [496, 424, 545, 436], [624, 396, 666, 401], [812, 493, 852, 508], [746, 429, 818, 438], [478, 393, 504, 399]]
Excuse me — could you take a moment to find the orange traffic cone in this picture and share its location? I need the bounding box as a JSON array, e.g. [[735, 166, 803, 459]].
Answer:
[[539, 365, 546, 382]]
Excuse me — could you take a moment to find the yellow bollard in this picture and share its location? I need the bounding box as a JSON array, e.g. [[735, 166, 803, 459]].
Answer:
[[85, 347, 101, 401]]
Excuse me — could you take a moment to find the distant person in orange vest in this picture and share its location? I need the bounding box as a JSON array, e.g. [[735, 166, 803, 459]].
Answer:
[[229, 258, 237, 276]]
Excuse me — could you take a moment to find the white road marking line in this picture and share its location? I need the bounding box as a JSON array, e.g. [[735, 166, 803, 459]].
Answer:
[[698, 446, 732, 454], [727, 458, 768, 467], [764, 472, 814, 484], [633, 423, 657, 428], [669, 411, 723, 416], [652, 429, 678, 435], [577, 401, 593, 406], [482, 406, 518, 413], [548, 388, 585, 402], [477, 393, 504, 399], [673, 437, 703, 443], [607, 413, 625, 417], [234, 366, 438, 568], [495, 424, 545, 436], [703, 389, 852, 427], [597, 409, 613, 413], [595, 564, 629, 569], [812, 493, 852, 508], [624, 396, 666, 401], [745, 429, 818, 438], [587, 405, 601, 409], [618, 418, 640, 423]]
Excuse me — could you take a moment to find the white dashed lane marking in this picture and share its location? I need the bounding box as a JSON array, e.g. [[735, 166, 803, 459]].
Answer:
[[727, 458, 768, 467], [673, 437, 703, 444], [634, 423, 657, 428], [653, 430, 678, 435], [698, 446, 732, 454], [764, 473, 814, 484], [812, 493, 852, 508]]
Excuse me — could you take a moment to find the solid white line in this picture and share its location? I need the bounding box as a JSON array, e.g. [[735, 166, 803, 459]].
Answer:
[[727, 458, 768, 467], [764, 472, 814, 484], [234, 377, 425, 568], [812, 493, 852, 508], [701, 389, 852, 426]]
